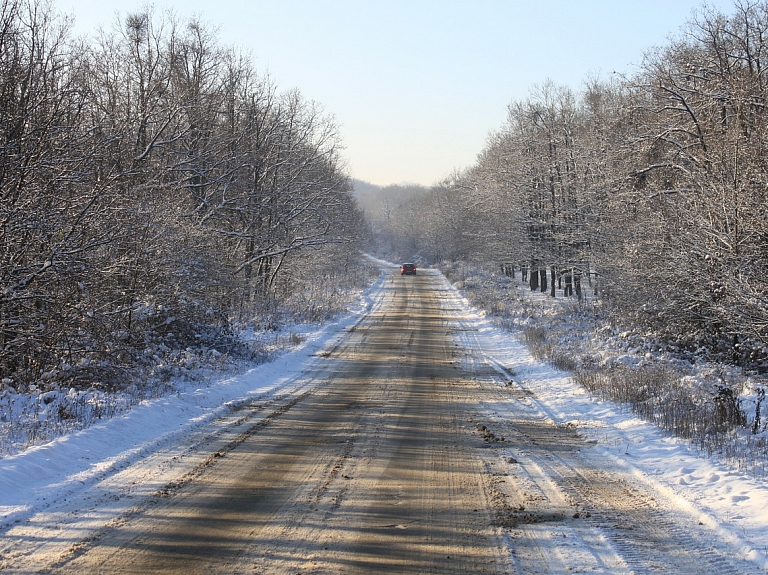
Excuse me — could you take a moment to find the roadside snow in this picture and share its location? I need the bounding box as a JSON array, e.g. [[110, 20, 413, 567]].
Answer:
[[436, 271, 768, 572], [1, 263, 767, 572], [0, 270, 389, 530]]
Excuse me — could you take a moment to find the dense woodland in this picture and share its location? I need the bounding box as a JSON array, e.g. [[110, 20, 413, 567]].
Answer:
[[0, 0, 368, 393], [364, 0, 768, 373], [5, 0, 768, 409]]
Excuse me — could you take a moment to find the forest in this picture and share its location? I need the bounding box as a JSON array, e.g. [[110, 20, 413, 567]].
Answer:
[[365, 0, 768, 375], [4, 0, 768, 463], [0, 0, 369, 399]]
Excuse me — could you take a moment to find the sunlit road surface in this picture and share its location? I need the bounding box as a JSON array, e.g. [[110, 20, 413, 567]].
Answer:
[[45, 270, 512, 573], [6, 269, 758, 574]]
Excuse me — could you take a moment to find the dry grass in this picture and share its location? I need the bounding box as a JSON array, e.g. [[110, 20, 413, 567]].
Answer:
[[531, 327, 768, 479]]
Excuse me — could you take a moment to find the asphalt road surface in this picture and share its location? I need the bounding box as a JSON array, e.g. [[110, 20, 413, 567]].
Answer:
[[3, 269, 758, 574]]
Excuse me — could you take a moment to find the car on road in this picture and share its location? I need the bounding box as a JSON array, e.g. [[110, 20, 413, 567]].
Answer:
[[400, 263, 417, 275]]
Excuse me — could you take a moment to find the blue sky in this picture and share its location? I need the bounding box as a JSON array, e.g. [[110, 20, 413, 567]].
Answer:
[[57, 0, 737, 186]]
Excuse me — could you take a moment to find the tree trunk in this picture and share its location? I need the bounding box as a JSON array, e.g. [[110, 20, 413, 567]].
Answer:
[[574, 270, 582, 300], [564, 269, 573, 297], [550, 266, 556, 297], [529, 265, 539, 291]]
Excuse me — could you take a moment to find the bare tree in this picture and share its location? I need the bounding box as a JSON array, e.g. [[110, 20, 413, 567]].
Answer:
[[0, 2, 369, 391]]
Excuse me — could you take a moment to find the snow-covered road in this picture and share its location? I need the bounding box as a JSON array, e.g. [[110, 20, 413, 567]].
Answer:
[[0, 265, 766, 573]]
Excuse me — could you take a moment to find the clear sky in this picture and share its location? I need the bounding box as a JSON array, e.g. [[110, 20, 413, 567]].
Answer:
[[56, 0, 737, 187]]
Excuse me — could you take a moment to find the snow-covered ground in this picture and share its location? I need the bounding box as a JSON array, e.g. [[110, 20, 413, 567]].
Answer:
[[440, 272, 768, 572], [0, 270, 389, 532], [1, 263, 767, 571]]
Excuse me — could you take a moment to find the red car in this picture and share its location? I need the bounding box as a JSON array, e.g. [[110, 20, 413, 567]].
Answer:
[[400, 263, 417, 275]]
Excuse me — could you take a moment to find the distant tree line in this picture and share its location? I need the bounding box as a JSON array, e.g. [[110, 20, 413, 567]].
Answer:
[[0, 0, 366, 391], [370, 0, 768, 371]]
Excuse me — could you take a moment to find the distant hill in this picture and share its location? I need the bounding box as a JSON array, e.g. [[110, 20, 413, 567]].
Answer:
[[351, 179, 432, 227], [351, 179, 382, 198], [351, 179, 384, 220]]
